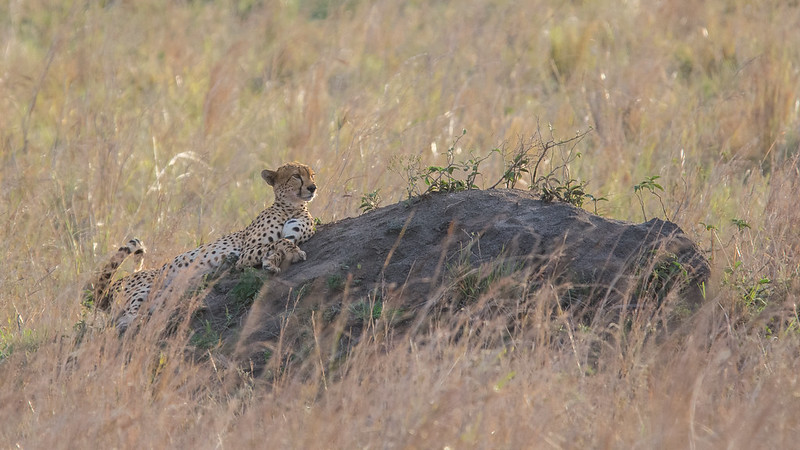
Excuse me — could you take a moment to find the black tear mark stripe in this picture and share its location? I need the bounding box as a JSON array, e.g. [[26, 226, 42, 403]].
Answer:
[[298, 173, 304, 198]]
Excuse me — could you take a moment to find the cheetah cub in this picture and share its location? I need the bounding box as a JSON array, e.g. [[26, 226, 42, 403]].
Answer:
[[85, 162, 317, 331]]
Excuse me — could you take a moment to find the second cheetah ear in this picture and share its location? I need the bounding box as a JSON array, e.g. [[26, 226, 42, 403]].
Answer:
[[261, 169, 277, 186]]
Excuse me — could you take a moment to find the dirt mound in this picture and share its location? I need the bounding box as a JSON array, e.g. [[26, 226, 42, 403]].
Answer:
[[193, 189, 709, 372]]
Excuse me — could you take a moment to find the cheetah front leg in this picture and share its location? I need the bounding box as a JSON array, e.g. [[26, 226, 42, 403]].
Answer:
[[282, 217, 315, 245], [280, 217, 312, 261], [262, 239, 305, 274]]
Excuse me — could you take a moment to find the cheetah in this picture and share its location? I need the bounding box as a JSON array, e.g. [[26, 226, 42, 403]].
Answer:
[[85, 162, 317, 332]]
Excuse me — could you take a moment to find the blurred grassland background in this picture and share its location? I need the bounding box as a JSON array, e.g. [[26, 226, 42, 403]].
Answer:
[[2, 0, 800, 447]]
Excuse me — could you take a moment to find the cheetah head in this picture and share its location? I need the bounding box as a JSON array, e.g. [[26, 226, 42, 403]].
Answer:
[[261, 162, 317, 204]]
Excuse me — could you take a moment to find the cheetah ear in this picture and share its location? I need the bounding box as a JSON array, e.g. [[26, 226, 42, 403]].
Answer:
[[261, 169, 277, 186]]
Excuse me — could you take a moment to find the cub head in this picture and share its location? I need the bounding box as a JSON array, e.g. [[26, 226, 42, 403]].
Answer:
[[261, 162, 317, 204]]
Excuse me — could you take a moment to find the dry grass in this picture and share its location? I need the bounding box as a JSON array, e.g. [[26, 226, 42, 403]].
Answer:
[[1, 0, 800, 447]]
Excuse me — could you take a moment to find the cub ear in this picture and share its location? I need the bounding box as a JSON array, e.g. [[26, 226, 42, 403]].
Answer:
[[261, 169, 277, 186]]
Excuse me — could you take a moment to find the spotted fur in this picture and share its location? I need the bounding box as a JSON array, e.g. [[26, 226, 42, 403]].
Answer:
[[85, 162, 317, 331]]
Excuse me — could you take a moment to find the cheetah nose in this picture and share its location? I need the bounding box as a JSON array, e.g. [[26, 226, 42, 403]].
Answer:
[[308, 185, 317, 193]]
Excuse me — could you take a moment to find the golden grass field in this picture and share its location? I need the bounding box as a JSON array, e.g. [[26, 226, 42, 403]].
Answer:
[[2, 0, 800, 447]]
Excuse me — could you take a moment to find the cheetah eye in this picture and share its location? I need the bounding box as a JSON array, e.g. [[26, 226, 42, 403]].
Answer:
[[292, 174, 301, 179]]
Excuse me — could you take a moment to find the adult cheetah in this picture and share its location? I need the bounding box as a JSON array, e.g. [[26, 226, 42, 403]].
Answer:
[[85, 162, 317, 331]]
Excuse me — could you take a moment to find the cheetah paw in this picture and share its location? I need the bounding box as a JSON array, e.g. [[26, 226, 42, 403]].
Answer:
[[264, 263, 281, 274], [292, 249, 307, 263]]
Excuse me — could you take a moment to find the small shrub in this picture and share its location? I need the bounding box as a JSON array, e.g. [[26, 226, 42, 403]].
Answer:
[[349, 299, 383, 322], [633, 175, 667, 220], [392, 126, 603, 210], [723, 261, 772, 314], [359, 189, 382, 213], [635, 252, 690, 305], [539, 178, 591, 207], [230, 268, 266, 312], [326, 273, 346, 292], [190, 320, 220, 350]]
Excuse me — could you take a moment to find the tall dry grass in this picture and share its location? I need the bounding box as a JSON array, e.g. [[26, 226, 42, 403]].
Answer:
[[1, 0, 799, 447]]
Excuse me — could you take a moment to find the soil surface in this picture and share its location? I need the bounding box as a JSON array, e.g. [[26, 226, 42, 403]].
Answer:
[[193, 189, 709, 372]]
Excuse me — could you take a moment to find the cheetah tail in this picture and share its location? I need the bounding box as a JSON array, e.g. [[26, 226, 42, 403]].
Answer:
[[84, 238, 146, 311]]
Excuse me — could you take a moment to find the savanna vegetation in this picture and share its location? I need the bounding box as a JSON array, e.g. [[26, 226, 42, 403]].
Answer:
[[1, 0, 799, 447]]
